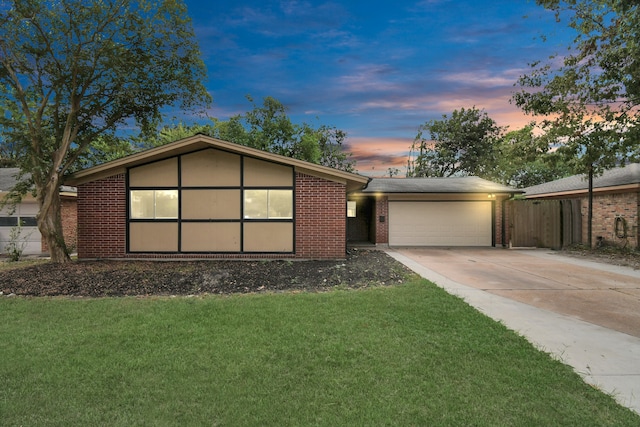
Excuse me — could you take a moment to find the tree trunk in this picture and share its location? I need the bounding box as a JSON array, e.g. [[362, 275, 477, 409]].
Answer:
[[37, 177, 71, 263]]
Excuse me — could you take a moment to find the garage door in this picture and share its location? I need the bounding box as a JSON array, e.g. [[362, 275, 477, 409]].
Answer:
[[389, 201, 492, 246], [0, 202, 42, 255]]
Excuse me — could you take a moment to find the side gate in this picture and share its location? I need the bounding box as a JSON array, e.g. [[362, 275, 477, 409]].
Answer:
[[507, 199, 582, 249]]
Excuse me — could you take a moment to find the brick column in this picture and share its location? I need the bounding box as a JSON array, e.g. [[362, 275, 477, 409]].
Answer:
[[374, 196, 388, 244], [295, 172, 346, 259], [77, 174, 127, 259]]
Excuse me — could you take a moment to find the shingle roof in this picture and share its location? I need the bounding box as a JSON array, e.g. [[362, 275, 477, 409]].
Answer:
[[523, 163, 640, 196], [0, 168, 22, 192], [362, 176, 520, 194], [0, 168, 76, 194]]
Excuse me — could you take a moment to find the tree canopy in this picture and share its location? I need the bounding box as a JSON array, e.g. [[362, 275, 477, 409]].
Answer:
[[407, 107, 503, 178], [0, 0, 211, 262], [513, 0, 640, 174], [493, 125, 573, 188], [143, 96, 356, 173]]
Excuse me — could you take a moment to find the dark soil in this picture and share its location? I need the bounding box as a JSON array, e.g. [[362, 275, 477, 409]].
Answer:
[[0, 249, 414, 297], [561, 245, 640, 270]]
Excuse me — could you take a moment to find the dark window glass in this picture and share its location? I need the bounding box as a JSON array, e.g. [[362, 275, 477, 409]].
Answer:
[[20, 217, 38, 226], [0, 217, 18, 227]]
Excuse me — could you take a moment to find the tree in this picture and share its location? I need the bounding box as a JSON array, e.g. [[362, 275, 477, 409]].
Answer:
[[0, 0, 210, 262], [150, 96, 357, 172], [513, 0, 640, 245], [407, 107, 503, 178], [493, 125, 573, 188], [213, 96, 356, 170], [138, 122, 215, 149], [0, 134, 18, 167], [513, 0, 640, 170]]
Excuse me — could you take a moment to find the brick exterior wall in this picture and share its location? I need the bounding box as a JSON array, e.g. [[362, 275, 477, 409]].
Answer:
[[295, 172, 347, 259], [373, 196, 389, 244], [61, 197, 78, 252], [580, 191, 639, 249], [40, 196, 78, 254], [76, 171, 348, 259], [77, 174, 127, 258]]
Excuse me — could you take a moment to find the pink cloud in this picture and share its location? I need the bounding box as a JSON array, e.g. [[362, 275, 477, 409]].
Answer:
[[346, 136, 414, 176]]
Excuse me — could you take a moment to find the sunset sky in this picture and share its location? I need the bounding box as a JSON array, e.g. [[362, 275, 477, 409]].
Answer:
[[184, 0, 576, 176]]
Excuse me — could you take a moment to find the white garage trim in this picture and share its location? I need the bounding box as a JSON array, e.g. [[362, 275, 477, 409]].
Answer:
[[389, 201, 493, 246]]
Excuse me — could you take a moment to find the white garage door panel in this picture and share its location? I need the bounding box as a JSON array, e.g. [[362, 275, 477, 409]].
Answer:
[[0, 202, 42, 255], [389, 201, 492, 246]]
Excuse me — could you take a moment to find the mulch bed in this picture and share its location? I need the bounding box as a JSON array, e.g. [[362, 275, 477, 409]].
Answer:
[[560, 246, 640, 270], [0, 249, 414, 297]]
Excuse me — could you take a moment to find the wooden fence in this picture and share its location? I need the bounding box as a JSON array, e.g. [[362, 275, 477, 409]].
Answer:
[[507, 199, 582, 249]]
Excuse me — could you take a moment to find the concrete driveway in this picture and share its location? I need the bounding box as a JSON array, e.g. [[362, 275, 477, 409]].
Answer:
[[387, 247, 640, 414]]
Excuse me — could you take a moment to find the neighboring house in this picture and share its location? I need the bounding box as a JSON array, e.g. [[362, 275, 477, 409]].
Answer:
[[0, 168, 78, 255], [66, 135, 520, 260], [523, 164, 640, 249]]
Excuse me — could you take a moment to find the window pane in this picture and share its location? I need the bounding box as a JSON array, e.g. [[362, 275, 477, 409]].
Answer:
[[130, 190, 155, 218], [155, 190, 178, 218], [244, 190, 268, 219], [268, 190, 292, 219], [19, 217, 38, 226], [0, 217, 18, 227], [347, 201, 356, 217]]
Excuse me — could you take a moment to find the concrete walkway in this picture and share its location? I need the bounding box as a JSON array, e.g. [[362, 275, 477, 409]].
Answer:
[[386, 248, 640, 415]]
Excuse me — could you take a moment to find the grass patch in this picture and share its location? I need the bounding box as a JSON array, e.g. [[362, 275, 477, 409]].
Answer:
[[1, 280, 638, 426]]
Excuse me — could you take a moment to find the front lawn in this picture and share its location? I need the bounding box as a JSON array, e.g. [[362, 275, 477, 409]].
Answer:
[[1, 280, 638, 426]]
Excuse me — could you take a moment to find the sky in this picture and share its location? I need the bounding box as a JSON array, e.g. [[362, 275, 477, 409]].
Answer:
[[183, 0, 576, 176]]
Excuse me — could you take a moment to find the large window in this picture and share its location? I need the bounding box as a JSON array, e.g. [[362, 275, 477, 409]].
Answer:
[[130, 190, 178, 219], [244, 189, 293, 219]]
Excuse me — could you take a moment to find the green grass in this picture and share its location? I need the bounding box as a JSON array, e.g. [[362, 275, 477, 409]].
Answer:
[[1, 280, 638, 426]]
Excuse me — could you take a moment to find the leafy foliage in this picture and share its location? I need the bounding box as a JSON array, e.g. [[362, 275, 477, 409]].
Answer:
[[513, 0, 640, 174], [494, 125, 574, 188], [407, 108, 576, 187], [0, 0, 210, 262], [3, 220, 32, 262], [407, 107, 503, 178], [141, 96, 356, 172]]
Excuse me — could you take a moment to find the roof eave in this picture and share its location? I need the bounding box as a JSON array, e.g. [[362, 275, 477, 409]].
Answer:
[[525, 183, 640, 198]]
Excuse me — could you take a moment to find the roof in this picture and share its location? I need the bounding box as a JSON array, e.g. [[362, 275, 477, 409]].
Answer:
[[1, 168, 76, 196], [0, 168, 21, 192], [66, 134, 370, 192], [523, 163, 640, 197], [362, 176, 520, 194]]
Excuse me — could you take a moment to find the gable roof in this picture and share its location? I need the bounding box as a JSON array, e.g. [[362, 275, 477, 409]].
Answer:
[[66, 134, 370, 192], [523, 163, 640, 197], [362, 176, 520, 194]]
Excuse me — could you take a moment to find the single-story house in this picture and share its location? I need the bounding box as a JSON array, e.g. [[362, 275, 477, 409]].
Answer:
[[523, 163, 640, 249], [0, 168, 77, 255], [66, 135, 519, 260]]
